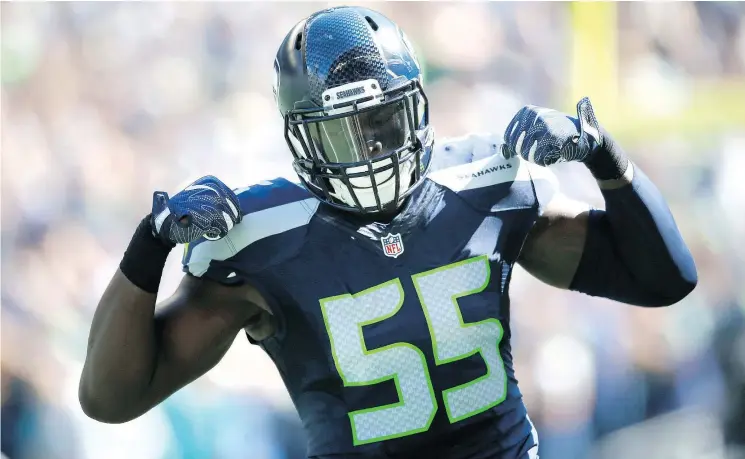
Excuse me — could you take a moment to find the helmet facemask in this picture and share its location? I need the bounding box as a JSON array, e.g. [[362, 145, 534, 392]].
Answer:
[[284, 78, 433, 214]]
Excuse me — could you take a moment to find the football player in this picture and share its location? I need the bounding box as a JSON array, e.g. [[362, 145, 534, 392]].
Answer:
[[79, 7, 697, 459]]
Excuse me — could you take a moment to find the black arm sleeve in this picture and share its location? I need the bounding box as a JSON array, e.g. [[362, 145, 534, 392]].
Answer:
[[569, 165, 698, 306]]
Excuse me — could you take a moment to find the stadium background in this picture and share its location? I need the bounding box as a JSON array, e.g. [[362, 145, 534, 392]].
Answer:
[[2, 2, 744, 458]]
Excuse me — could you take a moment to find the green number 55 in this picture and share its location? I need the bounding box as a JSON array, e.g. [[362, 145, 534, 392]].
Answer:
[[319, 256, 507, 445]]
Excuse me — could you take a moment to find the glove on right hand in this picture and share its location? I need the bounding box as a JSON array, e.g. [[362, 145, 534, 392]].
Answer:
[[151, 175, 242, 246]]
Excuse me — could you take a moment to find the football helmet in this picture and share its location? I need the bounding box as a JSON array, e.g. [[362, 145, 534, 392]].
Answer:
[[273, 6, 434, 214]]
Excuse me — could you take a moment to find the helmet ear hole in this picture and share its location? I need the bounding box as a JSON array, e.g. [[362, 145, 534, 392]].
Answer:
[[294, 32, 303, 50], [365, 16, 379, 31]]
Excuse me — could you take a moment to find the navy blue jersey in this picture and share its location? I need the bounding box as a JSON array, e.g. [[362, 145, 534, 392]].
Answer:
[[183, 134, 556, 459]]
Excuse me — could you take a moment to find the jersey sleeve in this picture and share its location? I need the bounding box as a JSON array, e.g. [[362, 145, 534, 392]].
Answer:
[[181, 177, 319, 285], [521, 159, 560, 216]]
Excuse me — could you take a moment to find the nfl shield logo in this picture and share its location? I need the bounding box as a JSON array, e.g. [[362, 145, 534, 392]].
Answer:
[[381, 233, 404, 258]]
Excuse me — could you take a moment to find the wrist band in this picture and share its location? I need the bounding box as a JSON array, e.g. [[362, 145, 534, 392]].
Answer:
[[583, 126, 630, 181], [119, 215, 174, 294]]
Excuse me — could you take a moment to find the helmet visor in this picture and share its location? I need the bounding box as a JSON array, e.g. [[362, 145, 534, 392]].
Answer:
[[304, 98, 413, 164]]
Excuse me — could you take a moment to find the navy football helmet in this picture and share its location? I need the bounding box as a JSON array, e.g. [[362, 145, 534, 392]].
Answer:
[[273, 6, 434, 214]]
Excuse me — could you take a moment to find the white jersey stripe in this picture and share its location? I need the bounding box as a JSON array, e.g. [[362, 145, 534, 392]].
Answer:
[[186, 197, 319, 276]]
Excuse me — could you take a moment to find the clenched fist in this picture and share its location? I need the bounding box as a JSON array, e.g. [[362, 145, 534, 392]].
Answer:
[[503, 97, 603, 167], [151, 175, 242, 245]]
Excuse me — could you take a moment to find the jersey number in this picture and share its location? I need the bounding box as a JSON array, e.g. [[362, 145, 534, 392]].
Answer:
[[319, 256, 507, 445]]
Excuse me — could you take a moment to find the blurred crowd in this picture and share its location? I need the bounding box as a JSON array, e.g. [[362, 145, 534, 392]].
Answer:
[[2, 2, 744, 459]]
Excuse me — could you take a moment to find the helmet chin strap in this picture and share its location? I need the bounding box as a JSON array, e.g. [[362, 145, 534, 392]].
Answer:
[[329, 156, 415, 211]]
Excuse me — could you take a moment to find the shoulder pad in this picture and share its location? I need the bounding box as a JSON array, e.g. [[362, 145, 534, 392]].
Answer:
[[232, 177, 313, 215], [430, 132, 505, 171], [428, 151, 525, 193], [182, 178, 319, 277], [429, 132, 559, 195]]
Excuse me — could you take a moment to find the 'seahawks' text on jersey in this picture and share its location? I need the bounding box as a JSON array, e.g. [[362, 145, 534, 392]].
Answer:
[[182, 134, 556, 459]]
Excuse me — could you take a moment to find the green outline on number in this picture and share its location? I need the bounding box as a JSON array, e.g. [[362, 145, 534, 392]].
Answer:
[[319, 279, 438, 446], [412, 255, 508, 424]]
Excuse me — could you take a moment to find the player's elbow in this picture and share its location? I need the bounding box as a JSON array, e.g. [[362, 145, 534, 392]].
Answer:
[[667, 274, 698, 306], [648, 267, 698, 307], [78, 382, 142, 424], [664, 254, 699, 305], [79, 394, 127, 424], [79, 396, 142, 424]]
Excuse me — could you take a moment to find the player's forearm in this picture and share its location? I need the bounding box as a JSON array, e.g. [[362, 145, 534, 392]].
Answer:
[[79, 270, 160, 422], [79, 217, 172, 422], [570, 129, 698, 306]]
